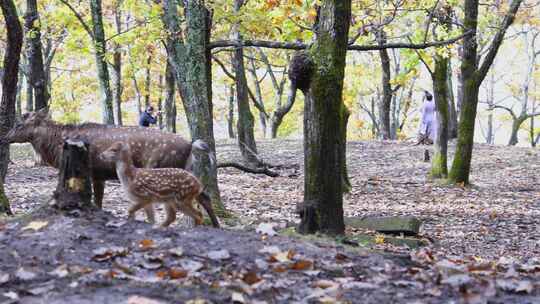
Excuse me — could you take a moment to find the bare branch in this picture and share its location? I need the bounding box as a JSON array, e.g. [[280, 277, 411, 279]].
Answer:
[[59, 0, 94, 41], [209, 30, 473, 51]]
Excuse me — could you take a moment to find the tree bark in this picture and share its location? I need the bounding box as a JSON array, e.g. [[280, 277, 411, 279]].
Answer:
[[227, 85, 235, 138], [144, 55, 152, 108], [232, 0, 259, 166], [52, 139, 94, 211], [449, 0, 522, 184], [447, 60, 458, 139], [298, 0, 351, 235], [111, 5, 123, 125], [247, 57, 267, 138], [90, 0, 115, 124], [162, 0, 224, 214], [0, 0, 23, 215], [431, 55, 449, 178], [164, 59, 176, 133], [270, 84, 297, 138], [25, 74, 33, 112], [377, 31, 393, 140], [24, 0, 49, 111]]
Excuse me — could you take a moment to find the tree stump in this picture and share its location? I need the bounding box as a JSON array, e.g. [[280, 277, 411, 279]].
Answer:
[[52, 139, 94, 211]]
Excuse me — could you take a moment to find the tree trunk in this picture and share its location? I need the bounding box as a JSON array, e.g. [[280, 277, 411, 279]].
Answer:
[[449, 0, 522, 184], [431, 55, 449, 178], [162, 0, 224, 214], [248, 57, 267, 138], [270, 84, 297, 138], [298, 0, 351, 235], [111, 6, 123, 125], [164, 60, 176, 133], [24, 0, 49, 111], [232, 0, 259, 166], [508, 116, 527, 146], [0, 0, 23, 215], [144, 55, 152, 108], [227, 85, 235, 138], [447, 60, 458, 139], [90, 0, 114, 124], [15, 68, 22, 118], [157, 74, 164, 129], [25, 74, 33, 112], [378, 31, 392, 140], [52, 139, 94, 210]]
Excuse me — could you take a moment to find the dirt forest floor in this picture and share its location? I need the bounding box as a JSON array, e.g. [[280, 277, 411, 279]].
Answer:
[[1, 140, 539, 303]]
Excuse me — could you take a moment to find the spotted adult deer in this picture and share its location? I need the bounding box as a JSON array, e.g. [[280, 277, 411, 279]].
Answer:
[[0, 109, 216, 223], [101, 142, 220, 227]]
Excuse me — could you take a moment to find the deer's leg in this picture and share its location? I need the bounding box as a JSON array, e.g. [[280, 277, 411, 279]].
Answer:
[[177, 197, 204, 226], [128, 200, 149, 221], [143, 206, 156, 224], [92, 179, 105, 209], [161, 203, 177, 227]]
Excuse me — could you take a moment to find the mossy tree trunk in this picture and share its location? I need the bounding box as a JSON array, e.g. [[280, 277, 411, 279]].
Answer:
[[90, 0, 115, 124], [0, 0, 23, 215], [298, 0, 351, 235], [164, 59, 176, 133], [227, 85, 235, 139], [232, 0, 259, 166], [162, 0, 224, 215], [377, 31, 393, 140], [447, 60, 458, 139], [24, 0, 49, 111], [449, 0, 522, 185], [431, 54, 449, 178]]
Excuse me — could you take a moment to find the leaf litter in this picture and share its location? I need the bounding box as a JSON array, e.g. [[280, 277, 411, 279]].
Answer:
[[1, 140, 539, 303]]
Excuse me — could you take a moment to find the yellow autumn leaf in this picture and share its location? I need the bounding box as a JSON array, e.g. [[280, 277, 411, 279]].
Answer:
[[22, 221, 49, 231], [375, 234, 385, 244]]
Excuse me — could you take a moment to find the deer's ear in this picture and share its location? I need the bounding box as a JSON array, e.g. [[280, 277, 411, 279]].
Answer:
[[36, 107, 50, 119]]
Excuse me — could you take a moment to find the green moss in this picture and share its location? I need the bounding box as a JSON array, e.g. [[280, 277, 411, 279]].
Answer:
[[430, 151, 447, 179]]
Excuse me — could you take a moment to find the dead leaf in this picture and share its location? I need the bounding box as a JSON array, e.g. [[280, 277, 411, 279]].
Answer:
[[0, 272, 10, 285], [15, 268, 37, 281], [139, 239, 156, 250], [168, 247, 184, 257], [181, 260, 204, 272], [496, 279, 534, 294], [127, 295, 165, 304], [49, 265, 69, 278], [169, 268, 188, 280], [290, 259, 313, 271], [256, 222, 277, 237], [207, 249, 231, 260], [313, 279, 338, 289], [231, 291, 245, 304], [92, 246, 128, 262], [441, 274, 472, 287], [22, 220, 48, 231], [242, 270, 261, 285]]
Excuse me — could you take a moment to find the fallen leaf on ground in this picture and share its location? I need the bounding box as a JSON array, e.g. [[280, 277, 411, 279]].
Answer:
[[22, 221, 48, 231], [207, 249, 231, 260], [256, 223, 277, 237], [127, 295, 165, 304], [92, 246, 128, 262]]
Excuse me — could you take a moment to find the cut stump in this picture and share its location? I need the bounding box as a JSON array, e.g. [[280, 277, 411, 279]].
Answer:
[[52, 139, 94, 211]]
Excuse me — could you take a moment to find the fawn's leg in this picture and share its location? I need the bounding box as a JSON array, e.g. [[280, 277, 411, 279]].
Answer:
[[128, 200, 149, 220], [143, 206, 156, 224], [177, 197, 204, 226], [92, 179, 105, 209], [161, 203, 177, 227]]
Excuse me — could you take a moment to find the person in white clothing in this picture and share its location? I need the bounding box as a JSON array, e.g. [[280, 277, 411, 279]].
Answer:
[[417, 91, 438, 145]]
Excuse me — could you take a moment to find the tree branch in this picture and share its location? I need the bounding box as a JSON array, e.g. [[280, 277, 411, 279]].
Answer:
[[493, 105, 517, 119], [59, 0, 94, 41], [477, 0, 523, 82], [209, 31, 473, 51], [217, 162, 279, 177]]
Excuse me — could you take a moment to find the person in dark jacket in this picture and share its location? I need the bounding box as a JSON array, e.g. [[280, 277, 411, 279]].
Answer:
[[139, 106, 160, 127]]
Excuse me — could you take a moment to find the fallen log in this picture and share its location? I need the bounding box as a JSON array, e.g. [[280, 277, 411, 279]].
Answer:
[[217, 161, 279, 177]]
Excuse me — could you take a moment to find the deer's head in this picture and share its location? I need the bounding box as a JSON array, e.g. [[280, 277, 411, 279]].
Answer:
[[1, 108, 50, 144], [101, 141, 128, 163]]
